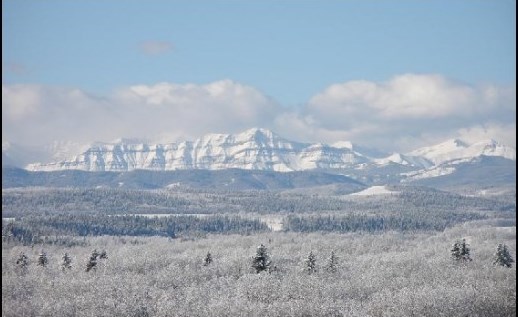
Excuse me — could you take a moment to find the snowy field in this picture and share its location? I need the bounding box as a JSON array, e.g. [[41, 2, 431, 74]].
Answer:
[[256, 215, 284, 231], [349, 185, 396, 196]]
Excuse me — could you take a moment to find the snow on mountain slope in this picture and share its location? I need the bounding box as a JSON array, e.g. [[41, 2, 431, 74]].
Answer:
[[25, 128, 369, 172], [374, 153, 433, 168], [401, 166, 457, 182], [399, 139, 516, 182], [407, 138, 515, 166]]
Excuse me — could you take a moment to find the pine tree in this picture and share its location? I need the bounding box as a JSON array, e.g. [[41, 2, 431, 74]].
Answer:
[[304, 251, 317, 274], [459, 239, 472, 262], [90, 249, 100, 259], [325, 251, 338, 273], [252, 244, 271, 273], [493, 244, 514, 268], [203, 252, 212, 266], [451, 239, 472, 262], [61, 253, 72, 271], [451, 241, 461, 261], [99, 250, 108, 260], [86, 249, 99, 272], [37, 251, 48, 267], [16, 252, 29, 271]]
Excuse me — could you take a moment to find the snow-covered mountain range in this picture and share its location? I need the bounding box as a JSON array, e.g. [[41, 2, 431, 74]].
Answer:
[[22, 128, 369, 172], [5, 129, 516, 182]]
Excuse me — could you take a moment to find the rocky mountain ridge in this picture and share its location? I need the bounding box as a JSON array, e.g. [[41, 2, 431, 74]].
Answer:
[[7, 128, 515, 176]]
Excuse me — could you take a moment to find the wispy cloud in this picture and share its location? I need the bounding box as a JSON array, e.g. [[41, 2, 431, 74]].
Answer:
[[2, 74, 515, 152], [2, 61, 28, 75], [137, 40, 174, 56]]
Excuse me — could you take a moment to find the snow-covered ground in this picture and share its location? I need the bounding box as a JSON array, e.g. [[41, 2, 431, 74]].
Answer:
[[128, 213, 210, 218], [349, 186, 396, 196], [257, 215, 284, 231]]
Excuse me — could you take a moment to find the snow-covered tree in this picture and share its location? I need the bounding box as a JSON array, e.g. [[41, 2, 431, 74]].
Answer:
[[459, 239, 472, 262], [304, 251, 317, 274], [2, 221, 14, 241], [252, 244, 271, 273], [61, 253, 72, 271], [86, 249, 99, 272], [451, 239, 472, 262], [203, 252, 212, 266], [37, 251, 48, 267], [16, 252, 29, 271], [451, 241, 461, 261], [493, 244, 514, 268], [325, 251, 338, 273], [99, 250, 108, 260]]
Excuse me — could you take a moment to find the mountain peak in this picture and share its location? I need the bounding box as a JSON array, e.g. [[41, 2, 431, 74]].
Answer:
[[452, 139, 468, 148], [408, 138, 466, 157], [332, 141, 354, 150], [236, 128, 287, 147], [242, 127, 276, 138], [435, 138, 468, 149]]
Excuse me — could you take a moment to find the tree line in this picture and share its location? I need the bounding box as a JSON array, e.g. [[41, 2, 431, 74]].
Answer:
[[284, 212, 486, 233], [13, 241, 514, 277], [3, 214, 269, 245]]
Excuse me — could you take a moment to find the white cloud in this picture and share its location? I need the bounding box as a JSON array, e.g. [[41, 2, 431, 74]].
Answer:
[[292, 74, 516, 151], [2, 85, 115, 147], [307, 74, 513, 121], [2, 74, 515, 156], [138, 40, 173, 55], [2, 85, 42, 119], [115, 80, 281, 141], [456, 123, 516, 148], [2, 81, 280, 148], [2, 61, 28, 75]]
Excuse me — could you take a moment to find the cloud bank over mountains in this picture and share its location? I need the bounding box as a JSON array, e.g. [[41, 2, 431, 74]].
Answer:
[[2, 74, 515, 152]]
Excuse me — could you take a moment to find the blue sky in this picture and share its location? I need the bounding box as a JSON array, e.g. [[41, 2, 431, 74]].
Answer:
[[2, 0, 516, 151]]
